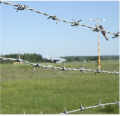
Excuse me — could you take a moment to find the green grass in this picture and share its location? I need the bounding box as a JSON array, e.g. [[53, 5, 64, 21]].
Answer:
[[0, 60, 119, 114]]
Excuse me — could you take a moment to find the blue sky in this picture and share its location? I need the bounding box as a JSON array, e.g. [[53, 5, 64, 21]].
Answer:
[[1, 1, 119, 58]]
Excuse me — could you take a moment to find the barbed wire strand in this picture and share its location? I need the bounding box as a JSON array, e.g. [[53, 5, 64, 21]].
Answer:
[[0, 56, 119, 76], [60, 99, 119, 114], [1, 1, 119, 37], [22, 100, 119, 114]]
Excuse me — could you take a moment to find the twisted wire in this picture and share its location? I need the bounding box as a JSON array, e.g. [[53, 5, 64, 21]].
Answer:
[[1, 1, 119, 37], [60, 100, 119, 114]]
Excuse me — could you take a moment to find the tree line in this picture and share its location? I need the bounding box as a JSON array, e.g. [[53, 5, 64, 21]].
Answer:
[[0, 53, 119, 64], [0, 53, 42, 64], [64, 55, 119, 62]]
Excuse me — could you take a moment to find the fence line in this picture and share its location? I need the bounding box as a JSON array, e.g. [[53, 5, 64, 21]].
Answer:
[[40, 63, 120, 77], [22, 99, 119, 114], [0, 55, 119, 76], [1, 1, 119, 38], [60, 99, 119, 114]]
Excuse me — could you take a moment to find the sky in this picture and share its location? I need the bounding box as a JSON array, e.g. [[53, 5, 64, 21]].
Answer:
[[0, 0, 119, 58]]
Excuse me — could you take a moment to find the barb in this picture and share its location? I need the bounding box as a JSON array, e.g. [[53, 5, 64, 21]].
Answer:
[[14, 3, 28, 12], [1, 1, 119, 37], [112, 32, 120, 38]]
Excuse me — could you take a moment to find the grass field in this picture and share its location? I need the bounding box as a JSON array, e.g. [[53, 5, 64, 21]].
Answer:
[[0, 60, 119, 114]]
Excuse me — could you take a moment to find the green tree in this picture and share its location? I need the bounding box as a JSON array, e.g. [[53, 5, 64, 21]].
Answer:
[[74, 57, 80, 61], [68, 57, 73, 62]]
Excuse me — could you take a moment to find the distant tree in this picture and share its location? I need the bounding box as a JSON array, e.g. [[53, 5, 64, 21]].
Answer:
[[94, 56, 98, 61], [67, 57, 73, 62], [86, 57, 93, 61], [1, 53, 43, 64], [74, 57, 80, 61]]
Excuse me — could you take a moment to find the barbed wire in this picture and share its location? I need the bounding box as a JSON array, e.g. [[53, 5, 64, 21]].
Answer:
[[0, 3, 119, 114], [1, 1, 119, 38], [29, 61, 120, 77], [0, 56, 119, 76], [48, 63, 120, 77], [60, 99, 119, 114], [86, 69, 120, 78], [22, 99, 120, 114]]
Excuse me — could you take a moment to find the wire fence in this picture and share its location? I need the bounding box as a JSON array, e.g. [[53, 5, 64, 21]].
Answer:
[[60, 99, 119, 114], [1, 1, 119, 38], [22, 99, 119, 114], [1, 1, 119, 114], [0, 55, 119, 77]]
